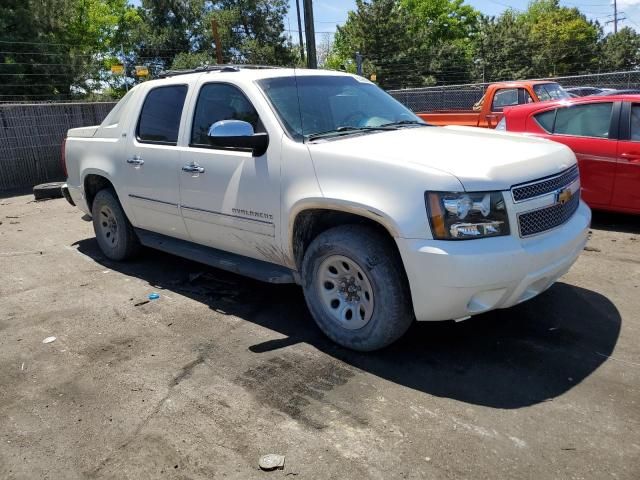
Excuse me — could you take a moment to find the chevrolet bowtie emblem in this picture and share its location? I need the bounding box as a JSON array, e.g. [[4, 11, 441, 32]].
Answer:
[[556, 187, 572, 205]]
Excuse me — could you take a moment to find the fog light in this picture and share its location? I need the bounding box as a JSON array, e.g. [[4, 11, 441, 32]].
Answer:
[[450, 221, 504, 238]]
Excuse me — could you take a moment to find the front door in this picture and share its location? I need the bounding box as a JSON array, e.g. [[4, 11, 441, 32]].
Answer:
[[178, 81, 281, 263], [119, 84, 190, 240]]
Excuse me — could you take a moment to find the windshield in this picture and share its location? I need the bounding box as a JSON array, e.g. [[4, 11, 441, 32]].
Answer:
[[534, 83, 570, 101], [257, 75, 425, 141]]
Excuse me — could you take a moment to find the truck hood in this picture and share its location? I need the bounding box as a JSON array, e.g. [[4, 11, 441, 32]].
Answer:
[[307, 125, 576, 191]]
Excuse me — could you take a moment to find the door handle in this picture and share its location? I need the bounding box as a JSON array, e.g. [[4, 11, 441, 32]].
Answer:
[[126, 155, 144, 166], [620, 152, 640, 162], [182, 163, 205, 174]]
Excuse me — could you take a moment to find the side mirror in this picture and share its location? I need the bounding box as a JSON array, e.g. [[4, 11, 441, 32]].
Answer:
[[207, 120, 269, 157]]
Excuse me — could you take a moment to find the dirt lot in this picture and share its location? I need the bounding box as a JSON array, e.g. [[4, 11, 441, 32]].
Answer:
[[0, 193, 638, 480]]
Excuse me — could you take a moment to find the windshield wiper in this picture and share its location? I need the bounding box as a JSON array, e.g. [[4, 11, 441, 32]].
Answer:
[[380, 120, 429, 128], [306, 125, 396, 141]]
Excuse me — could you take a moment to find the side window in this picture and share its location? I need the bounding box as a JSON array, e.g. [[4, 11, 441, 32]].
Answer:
[[554, 103, 613, 139], [533, 109, 556, 133], [491, 88, 519, 112], [136, 85, 187, 145], [524, 90, 533, 104], [191, 83, 260, 147], [631, 104, 640, 141]]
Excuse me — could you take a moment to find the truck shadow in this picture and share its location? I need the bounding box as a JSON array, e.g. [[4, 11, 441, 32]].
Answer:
[[591, 210, 640, 234], [74, 238, 621, 410]]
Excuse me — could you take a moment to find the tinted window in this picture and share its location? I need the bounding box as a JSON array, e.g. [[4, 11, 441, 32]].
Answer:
[[631, 104, 640, 141], [492, 88, 519, 111], [554, 103, 613, 138], [137, 85, 187, 144], [191, 83, 260, 146], [534, 109, 556, 132]]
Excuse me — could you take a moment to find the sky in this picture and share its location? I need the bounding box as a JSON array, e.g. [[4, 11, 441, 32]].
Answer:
[[285, 0, 640, 41]]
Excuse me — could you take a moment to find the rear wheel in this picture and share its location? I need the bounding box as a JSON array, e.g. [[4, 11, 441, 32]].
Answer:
[[301, 225, 414, 351], [91, 188, 139, 261]]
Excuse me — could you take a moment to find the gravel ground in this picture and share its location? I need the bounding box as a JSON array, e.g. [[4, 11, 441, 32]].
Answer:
[[0, 194, 638, 479]]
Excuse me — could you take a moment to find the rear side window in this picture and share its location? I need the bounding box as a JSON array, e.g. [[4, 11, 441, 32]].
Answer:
[[191, 83, 260, 146], [136, 85, 188, 145], [554, 103, 613, 139], [533, 109, 556, 133]]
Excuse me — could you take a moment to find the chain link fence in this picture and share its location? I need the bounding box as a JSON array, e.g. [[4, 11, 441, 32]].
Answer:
[[0, 102, 116, 191], [388, 71, 640, 112], [2, 66, 640, 191]]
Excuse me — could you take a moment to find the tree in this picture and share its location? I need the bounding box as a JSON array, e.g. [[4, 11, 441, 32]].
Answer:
[[213, 0, 297, 65], [328, 0, 480, 89], [329, 0, 421, 89], [601, 27, 640, 72], [524, 0, 600, 76], [0, 0, 140, 100], [473, 0, 601, 82], [472, 11, 537, 82], [132, 0, 296, 69]]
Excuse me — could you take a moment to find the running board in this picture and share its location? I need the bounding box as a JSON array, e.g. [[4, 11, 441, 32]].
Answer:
[[135, 229, 296, 284]]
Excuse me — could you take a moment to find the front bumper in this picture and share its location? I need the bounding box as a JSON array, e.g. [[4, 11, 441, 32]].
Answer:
[[396, 200, 591, 321]]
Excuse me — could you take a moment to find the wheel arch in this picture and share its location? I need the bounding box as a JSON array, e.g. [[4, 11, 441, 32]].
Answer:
[[288, 199, 403, 272], [83, 170, 116, 212]]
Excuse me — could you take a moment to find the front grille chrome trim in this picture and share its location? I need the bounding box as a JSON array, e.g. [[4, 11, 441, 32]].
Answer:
[[517, 192, 580, 237], [511, 165, 579, 203]]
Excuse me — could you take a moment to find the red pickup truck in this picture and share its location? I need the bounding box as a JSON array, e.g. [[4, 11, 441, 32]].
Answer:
[[417, 81, 569, 128]]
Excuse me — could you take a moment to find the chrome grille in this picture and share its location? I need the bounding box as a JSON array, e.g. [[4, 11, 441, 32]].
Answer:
[[512, 165, 579, 202], [518, 193, 580, 237]]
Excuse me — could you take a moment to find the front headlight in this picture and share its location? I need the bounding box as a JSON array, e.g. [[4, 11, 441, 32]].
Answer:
[[426, 191, 510, 240]]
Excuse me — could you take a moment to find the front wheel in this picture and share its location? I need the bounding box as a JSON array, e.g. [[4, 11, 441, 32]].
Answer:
[[301, 225, 414, 351], [91, 188, 140, 261]]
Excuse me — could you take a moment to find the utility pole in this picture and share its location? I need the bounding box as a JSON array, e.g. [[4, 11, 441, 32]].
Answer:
[[295, 0, 305, 63], [605, 1, 626, 34], [303, 0, 317, 69], [211, 18, 224, 65], [121, 44, 128, 92]]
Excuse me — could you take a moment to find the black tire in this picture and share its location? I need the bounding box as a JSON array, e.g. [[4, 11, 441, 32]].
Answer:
[[91, 188, 140, 261], [301, 225, 414, 351], [33, 182, 64, 200]]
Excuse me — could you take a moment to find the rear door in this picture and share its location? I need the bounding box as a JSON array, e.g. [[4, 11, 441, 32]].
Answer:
[[612, 102, 640, 212], [529, 101, 619, 208], [119, 84, 190, 239]]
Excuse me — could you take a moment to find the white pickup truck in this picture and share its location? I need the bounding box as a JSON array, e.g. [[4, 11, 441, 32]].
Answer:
[[63, 66, 591, 351]]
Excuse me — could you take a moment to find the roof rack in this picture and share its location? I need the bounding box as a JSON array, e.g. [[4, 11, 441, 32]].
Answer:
[[157, 64, 280, 78]]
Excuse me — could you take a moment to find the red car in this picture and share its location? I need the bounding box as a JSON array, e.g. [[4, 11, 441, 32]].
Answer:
[[499, 95, 640, 215]]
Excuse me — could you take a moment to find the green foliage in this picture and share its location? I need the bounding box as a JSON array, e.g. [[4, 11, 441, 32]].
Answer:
[[171, 52, 218, 70], [600, 27, 640, 72], [331, 0, 615, 87], [328, 0, 480, 89], [132, 0, 296, 68], [0, 0, 140, 99], [473, 0, 601, 82]]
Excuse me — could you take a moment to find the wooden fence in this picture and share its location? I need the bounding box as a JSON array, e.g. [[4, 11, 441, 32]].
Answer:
[[0, 102, 116, 191]]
